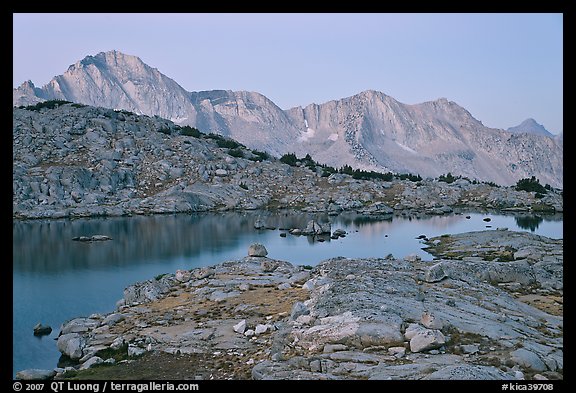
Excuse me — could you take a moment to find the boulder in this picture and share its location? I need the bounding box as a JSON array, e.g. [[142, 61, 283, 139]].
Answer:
[[102, 313, 125, 327], [233, 320, 247, 334], [175, 269, 191, 282], [290, 302, 310, 321], [33, 323, 52, 336], [128, 344, 146, 357], [261, 260, 279, 272], [60, 318, 100, 335], [404, 323, 426, 340], [510, 348, 547, 372], [57, 333, 86, 359], [409, 329, 445, 353], [248, 243, 268, 257], [424, 262, 448, 283], [255, 324, 269, 335], [79, 356, 104, 370], [303, 220, 331, 235]]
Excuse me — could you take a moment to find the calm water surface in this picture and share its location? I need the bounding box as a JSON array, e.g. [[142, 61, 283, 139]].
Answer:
[[13, 210, 562, 376]]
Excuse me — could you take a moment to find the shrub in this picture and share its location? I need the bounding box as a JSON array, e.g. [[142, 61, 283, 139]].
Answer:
[[280, 153, 298, 166], [250, 150, 270, 161], [22, 100, 72, 111], [217, 139, 242, 149], [438, 172, 456, 184], [228, 148, 244, 158], [515, 176, 547, 194], [239, 182, 249, 190], [180, 125, 201, 138]]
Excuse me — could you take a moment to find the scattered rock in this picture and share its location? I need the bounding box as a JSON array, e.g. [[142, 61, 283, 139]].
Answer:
[[261, 260, 279, 272], [102, 313, 125, 327], [255, 324, 269, 335], [175, 269, 191, 282], [425, 262, 448, 283], [388, 346, 406, 358], [233, 320, 247, 334], [460, 344, 480, 354], [302, 220, 331, 236], [409, 329, 446, 353], [79, 356, 104, 370], [290, 302, 310, 321], [128, 344, 146, 357], [333, 229, 347, 237]]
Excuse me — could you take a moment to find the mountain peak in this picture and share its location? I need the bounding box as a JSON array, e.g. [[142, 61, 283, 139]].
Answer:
[[68, 50, 145, 71], [508, 118, 553, 137]]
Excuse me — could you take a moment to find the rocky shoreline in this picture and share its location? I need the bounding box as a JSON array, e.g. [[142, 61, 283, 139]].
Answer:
[[13, 104, 562, 220], [16, 229, 563, 380]]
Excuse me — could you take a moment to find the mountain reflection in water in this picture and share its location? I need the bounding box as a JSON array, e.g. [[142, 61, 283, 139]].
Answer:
[[12, 210, 562, 377]]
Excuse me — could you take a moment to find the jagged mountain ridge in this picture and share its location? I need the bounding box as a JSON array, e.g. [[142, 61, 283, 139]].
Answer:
[[13, 50, 563, 188]]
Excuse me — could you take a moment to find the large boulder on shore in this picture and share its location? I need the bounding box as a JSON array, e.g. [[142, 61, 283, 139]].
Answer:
[[248, 243, 268, 257], [57, 333, 86, 360]]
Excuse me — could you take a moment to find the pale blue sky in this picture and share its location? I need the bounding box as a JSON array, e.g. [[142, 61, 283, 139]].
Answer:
[[13, 13, 563, 134]]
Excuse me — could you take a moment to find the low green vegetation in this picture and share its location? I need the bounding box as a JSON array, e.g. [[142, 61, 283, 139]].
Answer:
[[179, 125, 202, 138], [249, 150, 269, 162], [438, 172, 457, 184], [206, 133, 245, 149], [515, 176, 548, 194], [19, 100, 72, 111], [279, 153, 422, 182], [228, 148, 244, 158]]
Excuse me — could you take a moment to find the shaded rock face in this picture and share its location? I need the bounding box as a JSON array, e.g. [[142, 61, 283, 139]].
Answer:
[[13, 50, 562, 188]]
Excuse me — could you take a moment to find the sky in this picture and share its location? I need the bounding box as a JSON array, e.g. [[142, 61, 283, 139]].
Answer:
[[13, 13, 563, 134]]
